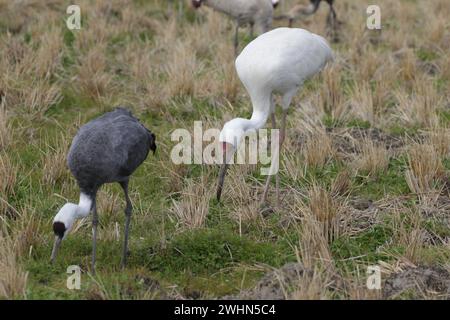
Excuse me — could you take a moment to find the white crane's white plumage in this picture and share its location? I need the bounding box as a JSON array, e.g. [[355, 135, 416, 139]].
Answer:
[[217, 27, 333, 204]]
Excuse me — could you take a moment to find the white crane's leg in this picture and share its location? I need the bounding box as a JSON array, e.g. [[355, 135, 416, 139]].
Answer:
[[261, 95, 278, 206], [272, 92, 294, 206], [91, 197, 98, 275], [261, 113, 277, 206], [280, 109, 288, 147], [120, 180, 132, 269]]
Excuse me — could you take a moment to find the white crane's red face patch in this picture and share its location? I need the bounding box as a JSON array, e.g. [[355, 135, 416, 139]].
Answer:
[[192, 0, 202, 9]]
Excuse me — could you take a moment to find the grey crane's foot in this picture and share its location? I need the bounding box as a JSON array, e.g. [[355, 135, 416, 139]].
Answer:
[[90, 256, 96, 275], [120, 250, 130, 270]]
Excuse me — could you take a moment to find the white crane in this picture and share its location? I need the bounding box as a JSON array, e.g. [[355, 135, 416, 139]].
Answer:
[[191, 0, 274, 55], [216, 28, 333, 206]]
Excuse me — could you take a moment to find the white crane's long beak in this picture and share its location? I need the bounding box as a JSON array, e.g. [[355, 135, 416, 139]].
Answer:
[[50, 236, 62, 263], [216, 142, 234, 202], [216, 163, 229, 201]]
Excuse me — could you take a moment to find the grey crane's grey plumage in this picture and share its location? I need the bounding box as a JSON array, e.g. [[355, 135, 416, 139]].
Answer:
[[274, 0, 338, 29], [192, 0, 274, 55], [68, 108, 156, 195], [50, 107, 156, 274]]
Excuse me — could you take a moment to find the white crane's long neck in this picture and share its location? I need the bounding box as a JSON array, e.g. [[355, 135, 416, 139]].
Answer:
[[247, 91, 271, 131], [76, 193, 92, 218]]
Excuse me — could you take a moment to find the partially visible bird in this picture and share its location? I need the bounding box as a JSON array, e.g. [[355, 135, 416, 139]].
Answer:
[[191, 0, 274, 55], [274, 0, 338, 28], [50, 108, 156, 274], [216, 28, 333, 205], [271, 0, 280, 8]]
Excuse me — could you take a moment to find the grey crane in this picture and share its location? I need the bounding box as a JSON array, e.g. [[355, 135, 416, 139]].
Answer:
[[50, 108, 156, 274], [191, 0, 274, 55], [274, 0, 338, 29]]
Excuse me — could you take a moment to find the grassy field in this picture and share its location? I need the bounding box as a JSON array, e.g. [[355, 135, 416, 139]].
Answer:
[[0, 0, 449, 299]]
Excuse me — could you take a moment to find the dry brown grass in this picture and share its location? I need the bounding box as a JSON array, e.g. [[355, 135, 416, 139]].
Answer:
[[352, 138, 389, 176], [306, 183, 347, 243], [0, 0, 448, 300], [394, 79, 442, 128], [0, 152, 17, 216], [76, 44, 113, 103], [0, 230, 28, 299], [0, 104, 11, 150], [405, 142, 444, 203], [302, 130, 334, 168], [165, 41, 202, 98], [170, 178, 211, 230], [391, 206, 424, 263], [320, 64, 346, 120], [41, 135, 71, 187], [426, 127, 450, 158]]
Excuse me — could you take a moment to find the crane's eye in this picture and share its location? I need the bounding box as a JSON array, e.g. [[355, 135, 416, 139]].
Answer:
[[53, 221, 66, 239]]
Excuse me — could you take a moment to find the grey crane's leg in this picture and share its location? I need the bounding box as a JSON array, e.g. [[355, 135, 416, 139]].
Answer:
[[234, 23, 239, 57], [120, 180, 132, 269], [326, 1, 337, 29], [91, 197, 98, 275]]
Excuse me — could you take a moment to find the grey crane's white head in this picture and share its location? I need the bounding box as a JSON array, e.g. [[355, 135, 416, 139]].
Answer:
[[50, 203, 78, 263], [191, 0, 204, 9]]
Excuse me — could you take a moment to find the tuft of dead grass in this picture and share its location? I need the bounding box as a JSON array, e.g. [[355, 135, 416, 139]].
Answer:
[[0, 230, 28, 299], [0, 105, 11, 150], [405, 142, 444, 205], [165, 41, 202, 98], [170, 178, 211, 230], [41, 135, 71, 187], [76, 44, 113, 103], [352, 138, 389, 176], [405, 143, 444, 192], [0, 152, 17, 215], [394, 79, 442, 128], [302, 130, 334, 168]]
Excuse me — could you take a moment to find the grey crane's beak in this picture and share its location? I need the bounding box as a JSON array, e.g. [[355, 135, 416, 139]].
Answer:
[[216, 142, 234, 202], [51, 221, 66, 263], [50, 236, 62, 263]]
